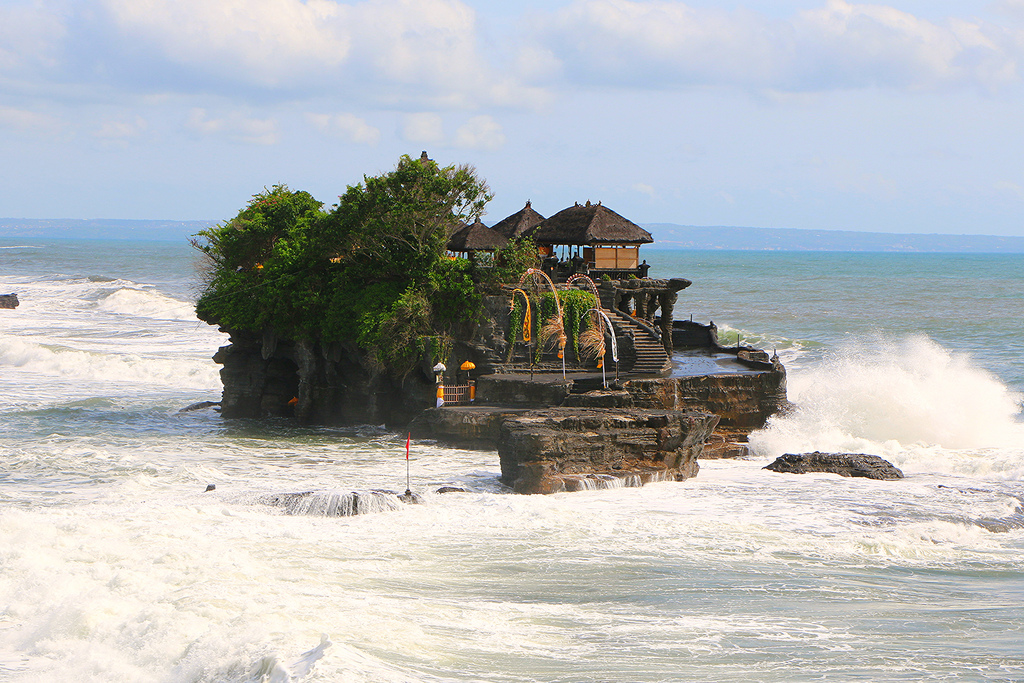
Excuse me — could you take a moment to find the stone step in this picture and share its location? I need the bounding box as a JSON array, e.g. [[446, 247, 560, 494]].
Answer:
[[605, 310, 669, 376]]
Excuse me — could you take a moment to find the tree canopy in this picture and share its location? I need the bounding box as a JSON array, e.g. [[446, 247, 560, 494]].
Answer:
[[193, 154, 535, 376]]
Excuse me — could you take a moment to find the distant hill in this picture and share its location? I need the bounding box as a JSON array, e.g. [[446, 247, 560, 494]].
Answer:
[[0, 218, 214, 242], [643, 223, 1024, 253], [4, 217, 1024, 252]]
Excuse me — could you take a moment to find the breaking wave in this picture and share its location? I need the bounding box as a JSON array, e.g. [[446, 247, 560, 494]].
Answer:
[[749, 335, 1024, 477], [96, 287, 197, 320], [0, 336, 220, 389]]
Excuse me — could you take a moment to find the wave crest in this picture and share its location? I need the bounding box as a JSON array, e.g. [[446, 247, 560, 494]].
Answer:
[[96, 288, 196, 320], [749, 335, 1024, 472]]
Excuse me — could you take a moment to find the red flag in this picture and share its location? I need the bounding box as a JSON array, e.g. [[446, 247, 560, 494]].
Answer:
[[406, 433, 410, 460]]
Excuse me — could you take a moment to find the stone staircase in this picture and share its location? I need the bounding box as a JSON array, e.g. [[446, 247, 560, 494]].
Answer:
[[606, 310, 671, 375]]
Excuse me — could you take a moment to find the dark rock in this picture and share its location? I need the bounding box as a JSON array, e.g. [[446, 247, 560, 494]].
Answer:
[[410, 405, 531, 448], [261, 490, 403, 516], [178, 400, 221, 413], [204, 484, 216, 492], [475, 374, 573, 407], [625, 371, 787, 430], [560, 389, 633, 408], [214, 329, 437, 426], [764, 452, 904, 480], [435, 486, 468, 494], [498, 408, 719, 494], [398, 489, 422, 504], [0, 293, 18, 309]]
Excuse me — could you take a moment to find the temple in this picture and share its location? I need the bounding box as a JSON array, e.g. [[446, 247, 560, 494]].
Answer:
[[212, 193, 788, 495]]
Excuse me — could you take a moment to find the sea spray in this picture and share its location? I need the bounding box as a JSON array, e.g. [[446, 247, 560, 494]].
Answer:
[[95, 287, 198, 320], [749, 335, 1024, 476]]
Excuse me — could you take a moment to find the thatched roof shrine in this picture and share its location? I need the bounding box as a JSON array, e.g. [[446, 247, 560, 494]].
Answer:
[[447, 219, 508, 253], [490, 201, 545, 239], [527, 202, 653, 246]]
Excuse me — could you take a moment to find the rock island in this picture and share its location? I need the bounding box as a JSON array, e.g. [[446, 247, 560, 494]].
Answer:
[[194, 154, 787, 494]]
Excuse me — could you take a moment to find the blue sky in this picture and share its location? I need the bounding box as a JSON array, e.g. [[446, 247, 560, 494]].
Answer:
[[2, 0, 1024, 235]]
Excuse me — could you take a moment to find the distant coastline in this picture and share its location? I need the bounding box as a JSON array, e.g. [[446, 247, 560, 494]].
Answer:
[[0, 218, 214, 242], [643, 223, 1024, 253], [3, 217, 1024, 253]]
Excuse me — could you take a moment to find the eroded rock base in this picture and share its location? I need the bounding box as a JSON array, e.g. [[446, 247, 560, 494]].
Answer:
[[499, 408, 719, 494]]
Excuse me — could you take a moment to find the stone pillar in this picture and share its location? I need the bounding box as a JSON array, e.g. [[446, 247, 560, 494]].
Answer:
[[659, 292, 676, 353]]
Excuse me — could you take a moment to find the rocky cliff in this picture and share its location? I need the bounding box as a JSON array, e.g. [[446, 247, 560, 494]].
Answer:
[[213, 328, 438, 426]]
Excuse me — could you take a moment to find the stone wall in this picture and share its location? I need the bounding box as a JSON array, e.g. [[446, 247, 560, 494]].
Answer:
[[624, 364, 788, 429]]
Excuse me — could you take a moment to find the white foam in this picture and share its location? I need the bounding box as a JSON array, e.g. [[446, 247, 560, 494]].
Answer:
[[0, 335, 221, 390], [96, 287, 197, 321], [749, 335, 1024, 476]]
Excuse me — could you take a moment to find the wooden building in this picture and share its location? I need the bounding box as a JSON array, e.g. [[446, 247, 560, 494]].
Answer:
[[525, 201, 653, 279], [446, 219, 508, 260]]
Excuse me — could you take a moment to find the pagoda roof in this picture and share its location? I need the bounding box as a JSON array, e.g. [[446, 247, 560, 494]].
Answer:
[[447, 219, 508, 252], [490, 201, 545, 239], [526, 202, 653, 246]]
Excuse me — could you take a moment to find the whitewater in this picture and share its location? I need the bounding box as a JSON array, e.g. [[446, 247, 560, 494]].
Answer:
[[1, 240, 1023, 682]]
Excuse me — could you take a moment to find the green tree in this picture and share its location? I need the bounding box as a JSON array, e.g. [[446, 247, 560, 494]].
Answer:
[[193, 155, 494, 377]]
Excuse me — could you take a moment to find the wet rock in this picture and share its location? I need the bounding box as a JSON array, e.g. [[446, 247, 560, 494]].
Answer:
[[410, 405, 530, 448], [261, 490, 402, 516], [560, 389, 633, 408], [764, 452, 904, 480], [499, 408, 719, 494], [0, 293, 18, 309], [435, 486, 468, 494], [398, 489, 423, 504], [475, 374, 573, 407], [179, 400, 221, 413]]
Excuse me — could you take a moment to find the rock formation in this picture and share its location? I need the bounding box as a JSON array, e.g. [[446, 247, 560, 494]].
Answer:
[[763, 452, 904, 480], [498, 408, 718, 494]]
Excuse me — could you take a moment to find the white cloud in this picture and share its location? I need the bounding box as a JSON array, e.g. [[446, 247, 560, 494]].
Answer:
[[0, 105, 61, 132], [453, 115, 505, 151], [995, 180, 1024, 199], [632, 182, 656, 198], [186, 108, 278, 145], [96, 0, 352, 88], [307, 112, 380, 145], [0, 2, 65, 73], [83, 0, 515, 106], [402, 112, 444, 143], [93, 116, 147, 139], [528, 0, 1022, 92]]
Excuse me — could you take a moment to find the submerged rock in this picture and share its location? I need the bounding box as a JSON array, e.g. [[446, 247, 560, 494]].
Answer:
[[178, 400, 221, 413], [435, 486, 468, 494], [261, 490, 403, 516], [0, 293, 18, 309], [764, 452, 904, 480], [398, 489, 423, 504]]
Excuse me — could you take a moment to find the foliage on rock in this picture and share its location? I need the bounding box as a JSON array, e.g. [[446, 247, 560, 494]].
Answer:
[[193, 155, 494, 377], [506, 289, 596, 363]]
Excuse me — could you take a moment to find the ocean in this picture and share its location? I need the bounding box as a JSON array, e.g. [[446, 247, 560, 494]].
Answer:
[[2, 240, 1023, 682]]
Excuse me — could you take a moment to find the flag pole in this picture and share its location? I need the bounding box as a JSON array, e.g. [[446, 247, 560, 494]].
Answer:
[[405, 432, 411, 495]]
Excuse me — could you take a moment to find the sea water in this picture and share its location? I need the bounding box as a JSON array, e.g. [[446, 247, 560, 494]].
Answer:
[[2, 240, 1023, 682]]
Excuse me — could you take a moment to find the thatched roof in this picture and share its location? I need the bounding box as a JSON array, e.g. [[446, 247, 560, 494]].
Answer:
[[526, 202, 653, 246], [447, 219, 508, 252], [490, 201, 545, 239]]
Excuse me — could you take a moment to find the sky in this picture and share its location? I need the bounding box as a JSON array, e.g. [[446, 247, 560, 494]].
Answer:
[[2, 0, 1024, 236]]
